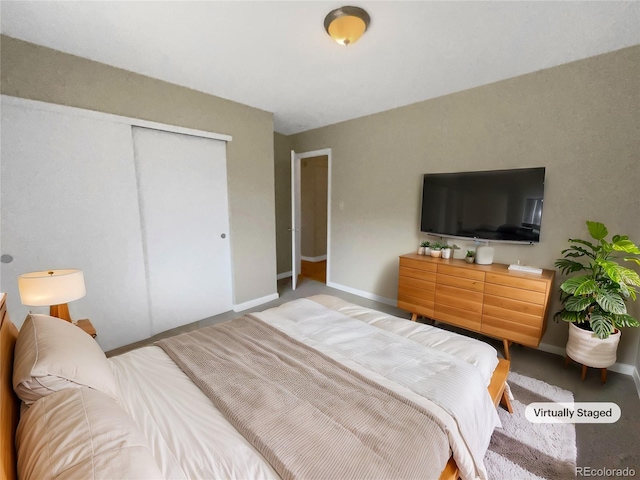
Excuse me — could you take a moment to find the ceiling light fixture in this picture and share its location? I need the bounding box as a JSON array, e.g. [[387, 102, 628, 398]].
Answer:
[[324, 6, 370, 46]]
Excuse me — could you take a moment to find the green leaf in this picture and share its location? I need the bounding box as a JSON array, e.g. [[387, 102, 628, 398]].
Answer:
[[555, 309, 585, 323], [615, 266, 640, 287], [554, 259, 586, 275], [590, 313, 613, 339], [612, 313, 640, 328], [600, 240, 613, 253], [612, 239, 640, 254], [563, 241, 597, 256], [564, 295, 594, 312], [587, 221, 608, 240], [624, 257, 640, 266], [595, 292, 627, 314], [596, 259, 622, 283], [561, 276, 597, 295]]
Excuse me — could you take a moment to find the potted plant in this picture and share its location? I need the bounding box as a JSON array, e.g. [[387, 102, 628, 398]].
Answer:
[[441, 244, 459, 259], [430, 243, 443, 258], [418, 241, 430, 255], [465, 250, 475, 264], [554, 221, 640, 371]]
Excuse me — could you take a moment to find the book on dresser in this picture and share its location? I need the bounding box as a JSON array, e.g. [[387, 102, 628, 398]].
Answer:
[[397, 253, 555, 360]]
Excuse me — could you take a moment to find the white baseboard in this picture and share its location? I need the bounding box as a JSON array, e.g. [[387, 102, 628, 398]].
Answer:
[[277, 271, 292, 280], [301, 255, 327, 262], [233, 293, 279, 312], [632, 368, 640, 399], [538, 342, 637, 376], [326, 281, 396, 307]]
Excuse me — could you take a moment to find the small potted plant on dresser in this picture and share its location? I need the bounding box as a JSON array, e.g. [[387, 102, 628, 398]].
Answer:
[[555, 221, 640, 383], [442, 244, 459, 259], [418, 241, 431, 255], [430, 243, 443, 258], [465, 250, 475, 264]]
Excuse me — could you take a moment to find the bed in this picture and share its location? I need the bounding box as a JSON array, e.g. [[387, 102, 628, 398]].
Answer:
[[0, 292, 511, 480]]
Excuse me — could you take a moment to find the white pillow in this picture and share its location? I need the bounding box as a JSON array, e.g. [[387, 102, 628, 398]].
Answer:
[[13, 313, 118, 405], [16, 387, 163, 480]]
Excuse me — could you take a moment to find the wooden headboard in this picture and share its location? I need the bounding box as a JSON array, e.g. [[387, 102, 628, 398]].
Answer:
[[0, 293, 19, 480]]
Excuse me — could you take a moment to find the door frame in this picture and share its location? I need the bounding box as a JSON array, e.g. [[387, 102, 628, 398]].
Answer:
[[291, 148, 332, 287]]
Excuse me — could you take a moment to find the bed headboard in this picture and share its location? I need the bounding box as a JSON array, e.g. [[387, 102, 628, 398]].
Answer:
[[0, 293, 19, 480]]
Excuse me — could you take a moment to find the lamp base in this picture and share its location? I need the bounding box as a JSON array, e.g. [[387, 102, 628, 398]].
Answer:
[[50, 303, 72, 322]]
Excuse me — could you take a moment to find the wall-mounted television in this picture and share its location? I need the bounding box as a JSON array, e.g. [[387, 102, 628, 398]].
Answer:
[[420, 167, 546, 244]]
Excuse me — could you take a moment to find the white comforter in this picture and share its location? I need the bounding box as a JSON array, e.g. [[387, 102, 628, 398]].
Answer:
[[110, 296, 501, 480]]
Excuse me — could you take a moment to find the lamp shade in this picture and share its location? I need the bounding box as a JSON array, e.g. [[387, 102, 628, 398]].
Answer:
[[324, 6, 370, 46], [18, 269, 86, 306]]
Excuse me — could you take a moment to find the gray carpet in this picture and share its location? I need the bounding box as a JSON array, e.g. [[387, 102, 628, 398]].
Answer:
[[485, 372, 576, 480]]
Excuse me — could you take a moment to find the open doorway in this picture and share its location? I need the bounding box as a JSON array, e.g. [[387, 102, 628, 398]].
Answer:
[[300, 155, 328, 283], [291, 149, 331, 289]]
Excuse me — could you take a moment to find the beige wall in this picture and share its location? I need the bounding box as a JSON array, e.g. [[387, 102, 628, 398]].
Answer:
[[301, 156, 328, 258], [273, 132, 293, 274], [287, 46, 640, 365], [1, 35, 277, 306]]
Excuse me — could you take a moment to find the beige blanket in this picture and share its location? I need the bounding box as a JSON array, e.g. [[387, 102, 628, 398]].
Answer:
[[157, 314, 450, 480]]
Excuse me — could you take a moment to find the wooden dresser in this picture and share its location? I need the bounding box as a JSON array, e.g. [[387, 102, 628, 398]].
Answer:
[[398, 253, 555, 359]]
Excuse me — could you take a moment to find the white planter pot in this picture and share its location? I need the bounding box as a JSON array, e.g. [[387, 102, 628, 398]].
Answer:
[[418, 247, 425, 255], [430, 249, 442, 258], [424, 247, 431, 256], [566, 322, 621, 368], [441, 249, 451, 259]]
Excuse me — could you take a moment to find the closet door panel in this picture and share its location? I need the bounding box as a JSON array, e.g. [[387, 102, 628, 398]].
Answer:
[[0, 103, 150, 351], [132, 127, 232, 335]]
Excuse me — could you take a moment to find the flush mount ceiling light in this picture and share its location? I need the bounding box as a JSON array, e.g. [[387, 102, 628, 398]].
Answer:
[[324, 6, 370, 46]]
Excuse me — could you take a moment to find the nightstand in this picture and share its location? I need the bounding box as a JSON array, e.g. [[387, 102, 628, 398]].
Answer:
[[76, 319, 97, 338]]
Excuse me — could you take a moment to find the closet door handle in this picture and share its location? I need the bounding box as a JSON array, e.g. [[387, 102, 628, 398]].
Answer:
[[220, 233, 226, 239]]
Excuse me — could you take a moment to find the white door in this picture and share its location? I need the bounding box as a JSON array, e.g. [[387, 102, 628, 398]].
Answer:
[[0, 103, 151, 351], [132, 127, 232, 335], [291, 150, 302, 290]]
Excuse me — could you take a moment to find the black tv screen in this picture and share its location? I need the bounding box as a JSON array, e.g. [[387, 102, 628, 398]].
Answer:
[[420, 167, 546, 243]]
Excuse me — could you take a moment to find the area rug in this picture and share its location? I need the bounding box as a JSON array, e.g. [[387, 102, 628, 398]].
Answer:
[[484, 372, 577, 480]]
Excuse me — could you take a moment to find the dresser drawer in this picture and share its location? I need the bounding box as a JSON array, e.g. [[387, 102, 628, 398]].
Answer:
[[399, 276, 436, 293], [434, 304, 482, 331], [398, 293, 435, 316], [482, 303, 543, 328], [481, 316, 540, 347], [483, 294, 544, 317], [437, 273, 484, 292], [400, 257, 437, 273], [438, 264, 485, 281], [436, 284, 483, 311], [484, 283, 546, 305], [485, 273, 547, 293], [399, 265, 437, 283]]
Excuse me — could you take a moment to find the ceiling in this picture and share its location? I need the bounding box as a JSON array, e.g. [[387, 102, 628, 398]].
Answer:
[[1, 1, 638, 135]]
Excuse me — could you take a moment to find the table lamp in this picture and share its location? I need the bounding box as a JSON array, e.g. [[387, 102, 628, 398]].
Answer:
[[18, 269, 86, 322]]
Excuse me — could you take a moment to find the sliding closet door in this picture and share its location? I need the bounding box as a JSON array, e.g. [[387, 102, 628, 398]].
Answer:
[[0, 103, 151, 351], [132, 127, 232, 335]]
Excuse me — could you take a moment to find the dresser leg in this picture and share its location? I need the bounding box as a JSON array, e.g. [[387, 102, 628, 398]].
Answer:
[[502, 339, 511, 360], [411, 313, 418, 322], [564, 356, 570, 368], [581, 365, 587, 381], [601, 368, 607, 384]]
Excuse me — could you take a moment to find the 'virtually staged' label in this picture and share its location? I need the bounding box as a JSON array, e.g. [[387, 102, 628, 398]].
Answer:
[[525, 402, 620, 423]]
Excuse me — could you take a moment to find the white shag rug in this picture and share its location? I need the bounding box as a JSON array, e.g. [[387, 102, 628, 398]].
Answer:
[[484, 372, 577, 480]]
